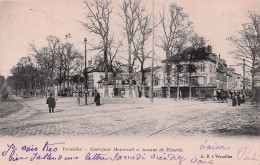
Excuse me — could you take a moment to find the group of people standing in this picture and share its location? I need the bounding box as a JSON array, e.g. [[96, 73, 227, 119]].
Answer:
[[231, 92, 246, 106]]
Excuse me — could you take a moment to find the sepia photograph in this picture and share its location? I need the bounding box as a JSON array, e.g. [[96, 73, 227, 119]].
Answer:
[[0, 0, 259, 164]]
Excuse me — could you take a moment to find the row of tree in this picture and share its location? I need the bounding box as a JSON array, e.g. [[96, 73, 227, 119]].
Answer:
[[7, 36, 83, 97], [8, 0, 258, 100], [82, 0, 206, 98], [7, 0, 207, 98], [228, 11, 260, 102]]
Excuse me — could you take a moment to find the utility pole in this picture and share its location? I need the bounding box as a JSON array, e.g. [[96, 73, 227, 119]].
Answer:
[[150, 0, 154, 103], [84, 38, 88, 105], [243, 58, 245, 90]]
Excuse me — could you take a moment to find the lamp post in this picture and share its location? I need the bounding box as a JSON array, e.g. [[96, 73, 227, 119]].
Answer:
[[84, 37, 88, 105]]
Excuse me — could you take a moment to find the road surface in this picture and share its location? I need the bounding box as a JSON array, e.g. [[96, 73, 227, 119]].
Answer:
[[0, 96, 259, 137]]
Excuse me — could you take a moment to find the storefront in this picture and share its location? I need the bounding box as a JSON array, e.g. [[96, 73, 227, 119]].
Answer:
[[161, 86, 216, 99]]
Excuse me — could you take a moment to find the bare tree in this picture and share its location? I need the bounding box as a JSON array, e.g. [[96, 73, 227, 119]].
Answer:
[[82, 0, 112, 97], [107, 39, 124, 91], [55, 44, 66, 96], [249, 12, 260, 50], [228, 11, 260, 102], [62, 43, 83, 96], [46, 35, 60, 86], [158, 3, 193, 98], [190, 33, 206, 49], [93, 38, 124, 95], [29, 43, 53, 97], [119, 0, 145, 97], [132, 9, 152, 97]]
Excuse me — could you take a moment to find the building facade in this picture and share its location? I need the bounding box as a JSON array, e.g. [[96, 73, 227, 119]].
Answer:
[[137, 46, 245, 99]]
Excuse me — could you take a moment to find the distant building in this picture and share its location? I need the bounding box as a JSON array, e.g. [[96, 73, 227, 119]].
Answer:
[[216, 57, 228, 91], [135, 66, 164, 97], [85, 60, 135, 97]]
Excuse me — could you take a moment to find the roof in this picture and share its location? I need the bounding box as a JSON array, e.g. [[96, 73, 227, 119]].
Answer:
[[88, 63, 127, 73], [97, 73, 131, 84], [162, 47, 217, 64], [216, 68, 227, 74]]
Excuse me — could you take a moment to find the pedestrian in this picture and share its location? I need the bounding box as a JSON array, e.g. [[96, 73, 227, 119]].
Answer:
[[217, 90, 220, 100], [232, 94, 237, 106], [229, 91, 233, 99], [94, 90, 100, 106], [237, 94, 242, 106], [242, 94, 246, 103], [46, 94, 56, 113]]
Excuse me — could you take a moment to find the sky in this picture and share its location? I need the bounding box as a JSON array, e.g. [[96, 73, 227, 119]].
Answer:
[[0, 0, 260, 78]]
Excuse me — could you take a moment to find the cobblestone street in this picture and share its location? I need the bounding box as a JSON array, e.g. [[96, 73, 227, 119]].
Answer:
[[0, 96, 259, 137]]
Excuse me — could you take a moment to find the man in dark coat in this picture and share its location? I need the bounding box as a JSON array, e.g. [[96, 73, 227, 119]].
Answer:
[[241, 94, 246, 103], [237, 94, 242, 106], [94, 90, 100, 106], [46, 94, 56, 113]]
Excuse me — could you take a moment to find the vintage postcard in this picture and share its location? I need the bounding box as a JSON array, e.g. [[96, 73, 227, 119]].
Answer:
[[0, 0, 259, 164]]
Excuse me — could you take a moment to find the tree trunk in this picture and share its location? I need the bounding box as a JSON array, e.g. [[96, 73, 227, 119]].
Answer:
[[128, 39, 132, 74], [67, 71, 70, 97], [177, 73, 179, 101], [113, 77, 116, 97], [104, 48, 109, 97], [189, 71, 192, 101], [251, 63, 256, 103], [45, 79, 48, 98], [63, 71, 66, 93], [141, 64, 145, 98], [166, 63, 171, 98], [128, 39, 133, 98]]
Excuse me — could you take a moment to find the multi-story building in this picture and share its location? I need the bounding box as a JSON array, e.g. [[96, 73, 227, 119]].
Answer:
[[161, 46, 218, 99], [76, 46, 246, 99], [135, 66, 164, 97], [87, 62, 134, 97], [216, 58, 228, 90], [226, 67, 243, 91]]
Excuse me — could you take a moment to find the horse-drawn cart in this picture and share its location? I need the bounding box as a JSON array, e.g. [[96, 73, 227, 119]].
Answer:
[[219, 91, 228, 103]]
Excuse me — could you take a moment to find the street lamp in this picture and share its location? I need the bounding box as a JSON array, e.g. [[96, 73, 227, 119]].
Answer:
[[84, 37, 88, 105]]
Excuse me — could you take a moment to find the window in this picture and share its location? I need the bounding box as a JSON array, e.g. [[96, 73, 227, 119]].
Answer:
[[179, 77, 183, 85], [98, 83, 103, 88], [193, 77, 199, 86], [200, 63, 205, 72], [210, 77, 216, 85], [198, 76, 206, 85], [154, 77, 160, 86], [183, 77, 188, 85], [209, 64, 212, 72]]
